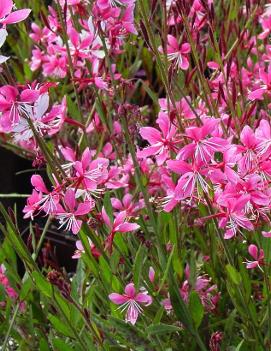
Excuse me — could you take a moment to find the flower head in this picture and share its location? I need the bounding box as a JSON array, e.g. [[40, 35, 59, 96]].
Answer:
[[109, 283, 152, 325]]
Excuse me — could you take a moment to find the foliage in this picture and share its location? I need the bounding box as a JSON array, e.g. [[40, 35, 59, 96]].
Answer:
[[0, 0, 271, 350]]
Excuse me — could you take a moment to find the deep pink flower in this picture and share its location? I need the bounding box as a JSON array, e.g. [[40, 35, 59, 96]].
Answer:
[[138, 113, 180, 165], [109, 283, 152, 325], [23, 190, 42, 220], [259, 15, 271, 39]]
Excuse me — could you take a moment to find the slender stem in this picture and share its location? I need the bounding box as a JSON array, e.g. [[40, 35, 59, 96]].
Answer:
[[2, 217, 52, 351], [33, 216, 52, 260], [2, 304, 20, 351]]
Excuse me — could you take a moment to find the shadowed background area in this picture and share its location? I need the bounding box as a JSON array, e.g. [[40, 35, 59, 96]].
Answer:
[[0, 147, 77, 273]]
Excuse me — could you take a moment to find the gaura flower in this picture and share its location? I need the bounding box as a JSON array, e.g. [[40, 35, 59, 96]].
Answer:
[[245, 244, 264, 271], [109, 283, 152, 325]]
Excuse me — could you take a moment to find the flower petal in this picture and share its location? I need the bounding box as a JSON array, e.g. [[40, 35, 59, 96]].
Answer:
[[4, 9, 31, 24], [109, 293, 128, 305], [135, 293, 152, 306], [124, 283, 136, 298], [117, 222, 140, 233]]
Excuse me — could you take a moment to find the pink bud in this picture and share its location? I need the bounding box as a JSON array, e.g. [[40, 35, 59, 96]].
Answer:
[[149, 266, 155, 283]]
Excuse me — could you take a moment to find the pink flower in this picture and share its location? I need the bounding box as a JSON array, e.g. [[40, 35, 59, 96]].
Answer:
[[56, 189, 94, 234], [23, 190, 42, 220], [109, 283, 152, 325], [0, 0, 31, 26], [178, 119, 228, 163], [102, 207, 140, 250], [72, 239, 100, 259], [111, 193, 144, 217], [248, 66, 271, 101], [0, 85, 39, 130], [138, 113, 180, 165], [255, 119, 271, 159], [30, 175, 60, 215], [165, 35, 191, 70], [167, 159, 210, 201], [73, 147, 109, 192], [217, 195, 254, 239], [259, 15, 271, 39], [0, 265, 25, 311], [162, 267, 219, 313], [245, 244, 264, 270]]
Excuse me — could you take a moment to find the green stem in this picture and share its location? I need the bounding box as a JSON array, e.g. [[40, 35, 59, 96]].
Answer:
[[2, 216, 52, 351], [2, 304, 20, 351]]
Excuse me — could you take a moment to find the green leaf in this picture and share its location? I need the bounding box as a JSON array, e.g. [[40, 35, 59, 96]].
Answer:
[[153, 306, 164, 324], [19, 276, 32, 300], [39, 338, 50, 351], [188, 291, 204, 329], [103, 191, 113, 222], [99, 255, 112, 285], [133, 244, 146, 289], [158, 246, 174, 293], [48, 314, 73, 337], [235, 340, 244, 351], [52, 338, 74, 351], [168, 269, 207, 351], [146, 323, 181, 335], [66, 95, 81, 121], [226, 264, 241, 285], [32, 272, 53, 297]]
